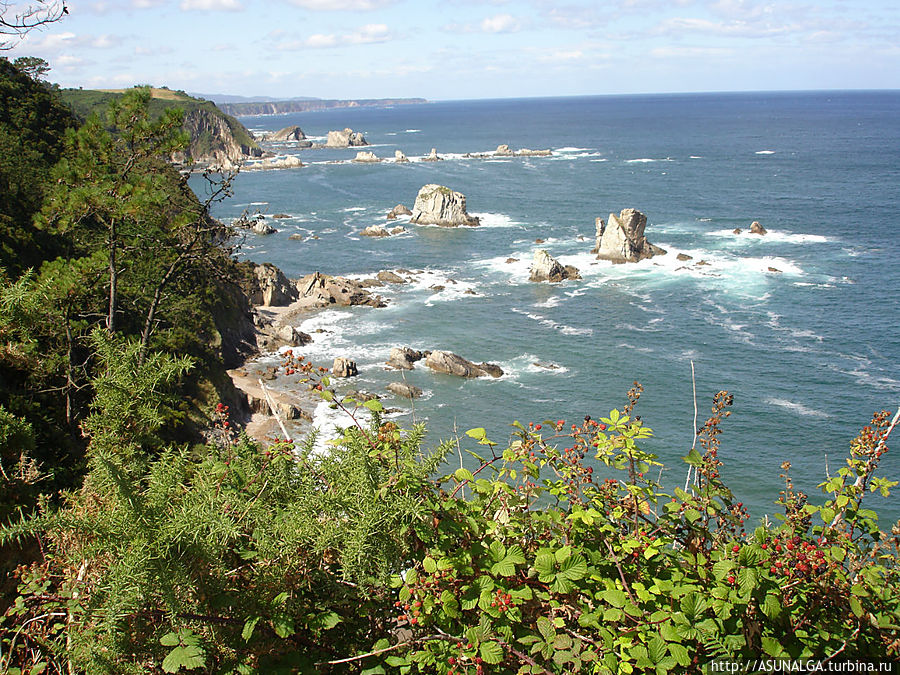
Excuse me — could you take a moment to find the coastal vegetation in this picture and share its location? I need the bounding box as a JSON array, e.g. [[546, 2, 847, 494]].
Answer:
[[1, 56, 900, 673]]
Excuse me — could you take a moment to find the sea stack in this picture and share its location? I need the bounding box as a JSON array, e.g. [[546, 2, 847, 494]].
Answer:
[[595, 208, 666, 263], [410, 184, 480, 227]]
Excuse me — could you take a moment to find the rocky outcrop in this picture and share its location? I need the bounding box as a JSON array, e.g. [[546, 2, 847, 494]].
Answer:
[[410, 184, 479, 227], [326, 128, 368, 147], [178, 107, 262, 168], [386, 347, 424, 370], [421, 148, 442, 162], [270, 125, 307, 142], [353, 151, 380, 163], [360, 224, 406, 237], [595, 209, 666, 263], [749, 221, 767, 235], [387, 382, 423, 399], [394, 150, 409, 163], [332, 357, 359, 378], [376, 271, 407, 284], [529, 249, 581, 283], [256, 322, 313, 352], [243, 155, 303, 171], [251, 220, 277, 235], [291, 272, 387, 310], [245, 262, 298, 306], [494, 144, 551, 157], [390, 204, 412, 218], [424, 350, 503, 378]]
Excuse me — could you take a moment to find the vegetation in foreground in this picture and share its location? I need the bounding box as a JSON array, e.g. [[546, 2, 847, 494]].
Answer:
[[1, 56, 899, 674]]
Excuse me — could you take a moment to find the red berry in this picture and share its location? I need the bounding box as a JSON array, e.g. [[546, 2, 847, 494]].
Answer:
[[732, 545, 740, 553], [727, 575, 735, 584]]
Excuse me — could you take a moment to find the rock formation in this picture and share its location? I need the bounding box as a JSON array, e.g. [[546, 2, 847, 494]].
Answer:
[[394, 150, 409, 163], [332, 357, 359, 378], [495, 144, 514, 156], [176, 107, 262, 168], [421, 148, 442, 162], [269, 125, 308, 144], [291, 272, 386, 310], [529, 249, 581, 283], [245, 263, 298, 307], [243, 155, 303, 171], [386, 347, 424, 370], [493, 144, 552, 158], [410, 184, 480, 227], [376, 270, 407, 284], [353, 151, 380, 163], [387, 204, 412, 220], [360, 224, 406, 237], [251, 220, 277, 235], [387, 382, 423, 399], [424, 350, 503, 378], [595, 209, 666, 263], [326, 128, 368, 147], [749, 221, 767, 235]]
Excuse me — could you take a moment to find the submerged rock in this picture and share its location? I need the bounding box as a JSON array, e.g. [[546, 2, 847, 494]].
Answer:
[[360, 224, 406, 237], [595, 208, 666, 263], [529, 249, 581, 283], [387, 382, 423, 399], [410, 184, 479, 227]]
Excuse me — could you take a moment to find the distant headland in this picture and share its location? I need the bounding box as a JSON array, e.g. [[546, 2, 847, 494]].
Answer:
[[208, 97, 428, 117]]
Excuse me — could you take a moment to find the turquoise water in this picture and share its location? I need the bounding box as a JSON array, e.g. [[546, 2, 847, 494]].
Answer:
[[199, 92, 900, 522]]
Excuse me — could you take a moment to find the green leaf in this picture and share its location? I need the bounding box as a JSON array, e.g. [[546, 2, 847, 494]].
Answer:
[[162, 645, 206, 673], [762, 593, 781, 620], [560, 554, 587, 581], [480, 641, 504, 665], [554, 545, 572, 563], [738, 568, 758, 595], [242, 616, 260, 642], [364, 398, 383, 412], [272, 615, 295, 638], [466, 427, 487, 440], [160, 632, 180, 647], [455, 468, 474, 482], [603, 589, 627, 608], [850, 596, 864, 618], [683, 448, 703, 467], [423, 556, 437, 574], [761, 636, 785, 657]]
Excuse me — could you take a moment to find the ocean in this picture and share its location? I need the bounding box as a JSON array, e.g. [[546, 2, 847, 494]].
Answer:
[[198, 91, 900, 522]]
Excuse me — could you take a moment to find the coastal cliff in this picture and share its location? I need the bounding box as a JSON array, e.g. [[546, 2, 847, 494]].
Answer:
[[59, 87, 262, 168]]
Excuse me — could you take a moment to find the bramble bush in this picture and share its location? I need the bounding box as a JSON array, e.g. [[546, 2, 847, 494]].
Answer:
[[1, 350, 899, 673]]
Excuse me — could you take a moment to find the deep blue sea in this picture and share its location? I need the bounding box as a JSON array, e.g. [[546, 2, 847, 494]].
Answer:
[[198, 91, 900, 523]]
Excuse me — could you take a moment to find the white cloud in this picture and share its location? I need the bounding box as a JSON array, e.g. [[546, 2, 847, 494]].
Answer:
[[537, 49, 585, 63], [91, 34, 122, 48], [180, 0, 243, 9], [480, 13, 520, 33], [651, 16, 793, 38], [276, 23, 392, 49], [649, 45, 735, 58], [132, 0, 166, 7], [286, 0, 395, 9]]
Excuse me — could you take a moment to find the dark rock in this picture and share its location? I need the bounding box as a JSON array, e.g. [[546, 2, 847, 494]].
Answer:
[[424, 350, 503, 378], [676, 253, 693, 262]]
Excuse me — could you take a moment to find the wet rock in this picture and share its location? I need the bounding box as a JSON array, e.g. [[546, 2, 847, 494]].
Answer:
[[595, 208, 666, 263], [376, 270, 407, 284], [410, 184, 479, 227], [387, 382, 423, 399], [750, 221, 767, 235], [424, 350, 503, 378], [387, 347, 424, 370], [529, 249, 581, 283]]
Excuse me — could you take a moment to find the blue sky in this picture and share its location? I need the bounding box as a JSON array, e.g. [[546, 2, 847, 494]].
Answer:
[[8, 0, 900, 100]]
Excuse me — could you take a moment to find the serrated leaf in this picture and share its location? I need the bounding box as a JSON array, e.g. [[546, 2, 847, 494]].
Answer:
[[738, 567, 758, 595], [712, 560, 734, 581], [423, 556, 437, 574], [761, 636, 785, 657], [480, 641, 504, 664], [162, 645, 205, 673], [668, 643, 690, 667], [554, 545, 572, 563], [762, 593, 781, 620], [455, 468, 474, 482], [160, 632, 180, 647], [560, 554, 587, 581], [272, 615, 294, 638]]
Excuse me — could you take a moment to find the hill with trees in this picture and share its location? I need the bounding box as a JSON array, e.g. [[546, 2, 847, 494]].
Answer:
[[1, 56, 899, 674]]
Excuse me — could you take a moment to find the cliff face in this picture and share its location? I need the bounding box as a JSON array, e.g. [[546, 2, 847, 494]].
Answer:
[[59, 88, 262, 169], [177, 107, 262, 168]]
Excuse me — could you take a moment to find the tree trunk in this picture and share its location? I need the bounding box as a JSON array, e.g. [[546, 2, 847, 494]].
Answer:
[[106, 219, 117, 333]]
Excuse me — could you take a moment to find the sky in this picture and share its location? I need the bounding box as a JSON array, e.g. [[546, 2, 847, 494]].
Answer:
[[5, 0, 900, 100]]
